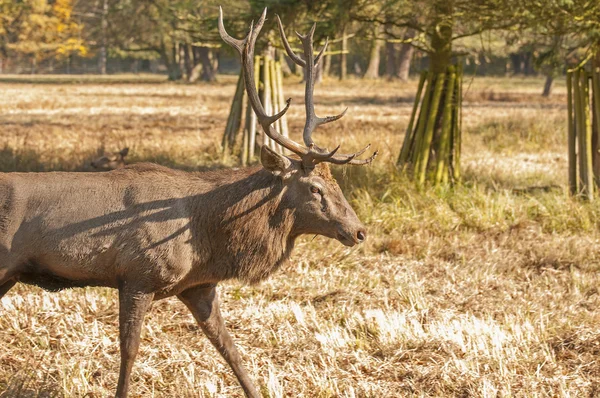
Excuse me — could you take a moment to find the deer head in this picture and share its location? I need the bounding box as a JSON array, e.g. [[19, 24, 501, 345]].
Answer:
[[91, 147, 129, 171], [219, 8, 377, 246]]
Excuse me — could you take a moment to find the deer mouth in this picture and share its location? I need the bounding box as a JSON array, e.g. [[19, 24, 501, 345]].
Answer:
[[336, 231, 358, 247]]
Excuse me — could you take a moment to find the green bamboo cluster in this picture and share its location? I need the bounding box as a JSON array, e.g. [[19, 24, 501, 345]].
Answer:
[[222, 55, 289, 164], [397, 64, 463, 186], [567, 60, 600, 201]]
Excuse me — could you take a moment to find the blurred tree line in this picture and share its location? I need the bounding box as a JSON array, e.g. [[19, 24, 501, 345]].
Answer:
[[0, 0, 598, 89]]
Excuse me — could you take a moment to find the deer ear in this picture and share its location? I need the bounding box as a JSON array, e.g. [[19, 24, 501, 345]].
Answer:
[[261, 145, 291, 176], [120, 147, 129, 157]]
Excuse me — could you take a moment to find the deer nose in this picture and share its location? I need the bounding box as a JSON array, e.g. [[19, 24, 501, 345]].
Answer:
[[357, 229, 366, 243]]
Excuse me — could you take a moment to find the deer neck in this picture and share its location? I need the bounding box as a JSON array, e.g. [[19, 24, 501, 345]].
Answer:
[[189, 167, 297, 284]]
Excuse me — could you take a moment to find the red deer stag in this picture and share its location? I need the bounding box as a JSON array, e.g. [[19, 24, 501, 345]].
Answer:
[[0, 8, 376, 398]]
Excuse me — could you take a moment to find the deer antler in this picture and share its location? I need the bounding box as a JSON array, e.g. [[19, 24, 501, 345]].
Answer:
[[276, 15, 377, 166], [219, 8, 377, 170]]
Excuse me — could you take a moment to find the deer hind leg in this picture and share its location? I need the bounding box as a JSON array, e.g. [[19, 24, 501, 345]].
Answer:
[[178, 284, 260, 398], [115, 283, 154, 398]]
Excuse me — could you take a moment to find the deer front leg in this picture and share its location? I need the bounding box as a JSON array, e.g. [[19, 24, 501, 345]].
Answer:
[[115, 283, 154, 398], [178, 284, 260, 398]]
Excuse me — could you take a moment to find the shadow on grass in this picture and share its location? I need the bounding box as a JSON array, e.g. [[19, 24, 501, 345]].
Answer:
[[0, 147, 48, 172], [0, 144, 231, 174], [0, 368, 63, 398], [317, 95, 416, 106], [0, 75, 167, 85], [460, 165, 565, 194], [0, 74, 238, 86]]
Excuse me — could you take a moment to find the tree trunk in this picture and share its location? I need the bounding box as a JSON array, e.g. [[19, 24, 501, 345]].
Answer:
[[210, 50, 219, 74], [315, 62, 323, 83], [183, 44, 193, 81], [99, 0, 108, 74], [189, 47, 202, 82], [177, 43, 186, 80], [396, 29, 415, 81], [161, 42, 181, 81], [385, 41, 396, 79], [592, 51, 600, 190], [364, 24, 382, 79], [340, 27, 347, 80], [429, 1, 452, 74], [198, 46, 217, 82], [523, 52, 535, 76], [323, 53, 331, 78], [384, 23, 396, 79], [150, 59, 158, 73], [542, 74, 553, 97]]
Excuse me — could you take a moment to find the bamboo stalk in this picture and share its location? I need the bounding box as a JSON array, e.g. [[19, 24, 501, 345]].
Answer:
[[574, 68, 583, 194], [398, 70, 427, 166], [232, 75, 245, 146], [434, 67, 456, 185], [567, 71, 577, 194], [275, 61, 289, 139], [222, 108, 233, 158], [225, 55, 291, 164], [578, 69, 594, 200], [241, 80, 250, 166], [591, 61, 600, 188], [442, 161, 449, 185], [269, 58, 283, 154], [248, 55, 260, 160], [222, 72, 245, 158], [449, 68, 457, 182], [452, 63, 463, 182], [260, 56, 273, 149], [415, 72, 445, 185], [410, 72, 434, 166]]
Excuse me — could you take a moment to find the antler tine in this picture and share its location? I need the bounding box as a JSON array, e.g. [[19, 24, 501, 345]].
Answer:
[[295, 26, 347, 150], [346, 149, 379, 165], [220, 7, 309, 157], [331, 150, 379, 165], [218, 7, 246, 53], [305, 144, 378, 167], [247, 7, 267, 50], [276, 15, 306, 67]]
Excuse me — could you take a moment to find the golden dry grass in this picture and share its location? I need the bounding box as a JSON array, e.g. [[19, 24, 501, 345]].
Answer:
[[2, 74, 600, 397]]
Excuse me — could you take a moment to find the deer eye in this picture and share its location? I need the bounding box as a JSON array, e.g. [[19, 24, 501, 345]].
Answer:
[[310, 186, 321, 195]]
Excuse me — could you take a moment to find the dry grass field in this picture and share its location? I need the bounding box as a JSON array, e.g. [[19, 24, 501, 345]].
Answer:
[[1, 73, 600, 397]]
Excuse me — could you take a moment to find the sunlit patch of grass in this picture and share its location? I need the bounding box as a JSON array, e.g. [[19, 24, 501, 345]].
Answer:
[[2, 76, 600, 397]]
